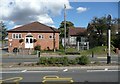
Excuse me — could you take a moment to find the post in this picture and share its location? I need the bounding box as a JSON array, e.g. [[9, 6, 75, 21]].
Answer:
[[38, 51, 40, 58], [64, 4, 66, 52], [77, 41, 79, 51], [107, 14, 111, 64], [92, 51, 94, 58]]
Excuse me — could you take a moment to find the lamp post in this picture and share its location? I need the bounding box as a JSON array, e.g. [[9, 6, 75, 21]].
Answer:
[[107, 14, 112, 64], [64, 4, 66, 52]]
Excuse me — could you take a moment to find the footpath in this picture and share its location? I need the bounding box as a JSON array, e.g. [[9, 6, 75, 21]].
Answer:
[[2, 65, 118, 71]]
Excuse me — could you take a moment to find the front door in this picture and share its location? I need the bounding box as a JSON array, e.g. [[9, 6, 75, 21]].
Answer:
[[25, 36, 33, 48]]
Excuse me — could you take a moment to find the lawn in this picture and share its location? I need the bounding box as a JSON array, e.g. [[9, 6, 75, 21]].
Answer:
[[33, 46, 116, 56], [80, 46, 116, 56]]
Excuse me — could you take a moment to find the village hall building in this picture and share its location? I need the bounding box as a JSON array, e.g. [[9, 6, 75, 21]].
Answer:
[[7, 22, 60, 52]]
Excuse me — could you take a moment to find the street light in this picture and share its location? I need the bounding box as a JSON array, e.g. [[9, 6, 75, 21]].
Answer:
[[107, 14, 112, 64], [64, 4, 66, 52]]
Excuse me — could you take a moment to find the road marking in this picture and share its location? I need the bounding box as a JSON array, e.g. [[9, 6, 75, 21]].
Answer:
[[63, 69, 68, 72], [0, 71, 21, 73], [42, 76, 74, 83], [9, 65, 13, 68], [1, 70, 58, 73], [1, 77, 23, 83], [87, 69, 120, 72], [21, 69, 27, 72], [97, 57, 107, 59], [105, 68, 108, 71], [26, 70, 58, 73]]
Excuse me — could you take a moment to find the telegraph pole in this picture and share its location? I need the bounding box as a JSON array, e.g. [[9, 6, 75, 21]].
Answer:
[[64, 4, 66, 52]]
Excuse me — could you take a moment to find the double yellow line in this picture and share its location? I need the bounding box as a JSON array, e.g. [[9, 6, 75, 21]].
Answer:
[[0, 77, 23, 84], [42, 76, 74, 83]]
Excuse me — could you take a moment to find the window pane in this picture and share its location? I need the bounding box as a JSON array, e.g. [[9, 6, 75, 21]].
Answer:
[[30, 38, 33, 43], [39, 35, 41, 39], [26, 39, 28, 43], [49, 35, 52, 38], [13, 34, 15, 38], [16, 34, 18, 38], [19, 34, 21, 38], [39, 35, 43, 39]]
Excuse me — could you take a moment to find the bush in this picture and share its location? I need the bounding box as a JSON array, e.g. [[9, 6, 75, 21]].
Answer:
[[34, 45, 41, 51], [69, 59, 77, 65], [19, 39, 24, 43], [59, 42, 64, 50], [13, 47, 19, 53], [61, 57, 69, 66], [94, 61, 100, 65], [31, 50, 37, 55], [76, 56, 90, 65], [38, 56, 89, 66], [39, 57, 48, 65], [48, 57, 56, 64], [33, 39, 37, 43]]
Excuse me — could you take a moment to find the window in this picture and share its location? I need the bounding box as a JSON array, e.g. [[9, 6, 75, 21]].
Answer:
[[38, 35, 43, 39], [49, 35, 53, 39], [12, 33, 22, 39], [26, 38, 28, 43], [30, 38, 33, 43]]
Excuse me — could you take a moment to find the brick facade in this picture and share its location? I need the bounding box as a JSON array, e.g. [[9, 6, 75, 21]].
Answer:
[[7, 22, 60, 52], [8, 32, 59, 52]]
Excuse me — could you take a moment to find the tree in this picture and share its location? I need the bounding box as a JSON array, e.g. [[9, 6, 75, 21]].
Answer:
[[112, 33, 120, 49], [58, 21, 74, 38], [0, 21, 8, 48], [111, 18, 120, 49], [87, 16, 118, 48]]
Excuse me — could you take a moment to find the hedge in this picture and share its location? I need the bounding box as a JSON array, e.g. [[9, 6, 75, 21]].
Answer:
[[39, 56, 90, 66]]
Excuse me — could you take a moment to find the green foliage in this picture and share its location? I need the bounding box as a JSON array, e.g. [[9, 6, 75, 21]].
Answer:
[[87, 16, 119, 48], [34, 45, 41, 51], [0, 22, 8, 41], [76, 56, 90, 65], [62, 57, 69, 66], [111, 33, 120, 49], [69, 59, 77, 65], [31, 50, 37, 55], [58, 21, 74, 38], [59, 42, 64, 50], [19, 39, 24, 43], [48, 57, 56, 64], [39, 57, 48, 65], [39, 56, 90, 66], [80, 46, 108, 55]]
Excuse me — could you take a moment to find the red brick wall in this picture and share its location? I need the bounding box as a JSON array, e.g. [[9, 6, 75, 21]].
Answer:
[[8, 32, 59, 52]]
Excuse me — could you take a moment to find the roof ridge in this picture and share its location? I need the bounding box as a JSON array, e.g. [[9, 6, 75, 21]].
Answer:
[[7, 21, 59, 33]]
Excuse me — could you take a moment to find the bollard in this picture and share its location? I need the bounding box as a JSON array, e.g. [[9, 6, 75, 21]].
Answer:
[[92, 51, 94, 58], [38, 51, 40, 58], [107, 53, 111, 64]]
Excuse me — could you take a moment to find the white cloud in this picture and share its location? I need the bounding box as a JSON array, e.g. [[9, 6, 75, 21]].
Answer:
[[76, 7, 88, 13], [0, 0, 72, 28]]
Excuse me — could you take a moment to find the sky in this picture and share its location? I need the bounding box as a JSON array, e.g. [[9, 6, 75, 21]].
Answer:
[[0, 0, 119, 29]]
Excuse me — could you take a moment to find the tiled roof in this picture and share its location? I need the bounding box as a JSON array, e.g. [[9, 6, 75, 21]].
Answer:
[[7, 22, 59, 33], [69, 27, 86, 36]]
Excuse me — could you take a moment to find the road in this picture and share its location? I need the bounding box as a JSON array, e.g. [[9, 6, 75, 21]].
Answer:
[[2, 55, 119, 63], [1, 68, 119, 83]]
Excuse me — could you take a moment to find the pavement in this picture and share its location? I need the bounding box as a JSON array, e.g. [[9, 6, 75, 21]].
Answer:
[[2, 65, 118, 70]]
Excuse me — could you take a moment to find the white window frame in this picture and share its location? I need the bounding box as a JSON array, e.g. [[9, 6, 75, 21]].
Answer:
[[12, 33, 22, 39], [38, 35, 43, 39], [49, 35, 53, 39]]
